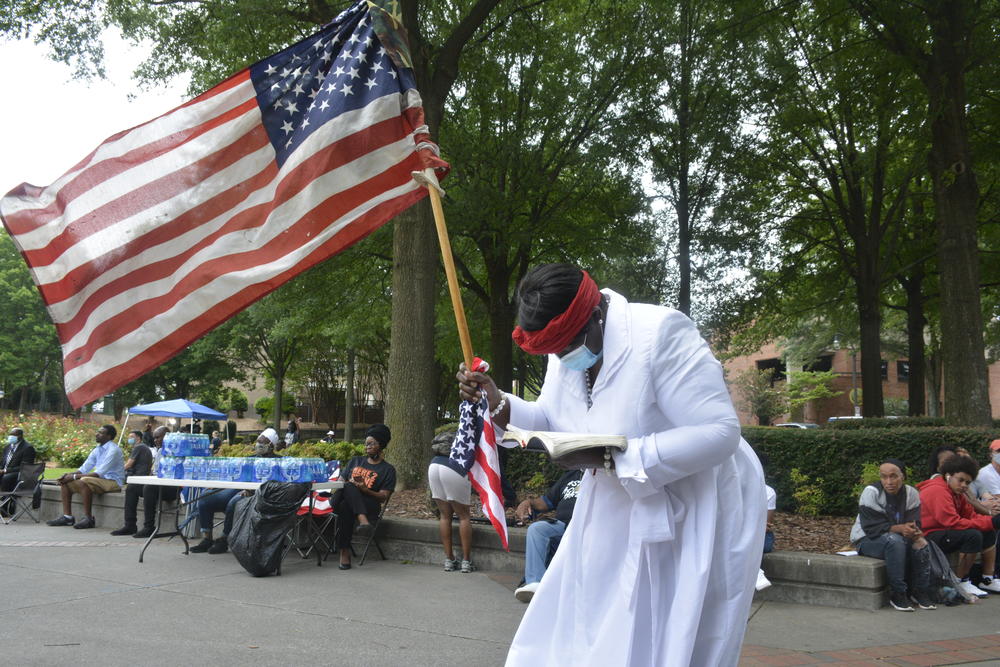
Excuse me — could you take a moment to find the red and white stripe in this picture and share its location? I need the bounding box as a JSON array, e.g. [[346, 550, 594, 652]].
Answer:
[[1, 68, 443, 407], [469, 398, 510, 551]]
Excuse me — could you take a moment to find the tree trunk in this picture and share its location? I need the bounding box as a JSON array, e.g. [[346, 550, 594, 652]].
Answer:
[[925, 1, 990, 425], [274, 370, 284, 432], [856, 258, 884, 417], [344, 349, 355, 442], [903, 269, 926, 415], [385, 200, 439, 489]]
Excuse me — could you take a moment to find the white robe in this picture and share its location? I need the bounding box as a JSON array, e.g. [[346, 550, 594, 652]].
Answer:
[[505, 290, 766, 667]]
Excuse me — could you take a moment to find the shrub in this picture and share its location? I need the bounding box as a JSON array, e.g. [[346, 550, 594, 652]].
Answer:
[[201, 420, 221, 435], [57, 444, 93, 468], [217, 443, 253, 457], [789, 468, 826, 517], [745, 425, 1000, 515]]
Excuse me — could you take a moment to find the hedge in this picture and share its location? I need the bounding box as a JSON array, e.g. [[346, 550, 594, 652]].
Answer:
[[744, 426, 1000, 516], [824, 417, 1000, 430]]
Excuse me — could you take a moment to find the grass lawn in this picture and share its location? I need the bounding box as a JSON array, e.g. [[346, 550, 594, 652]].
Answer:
[[45, 467, 74, 479]]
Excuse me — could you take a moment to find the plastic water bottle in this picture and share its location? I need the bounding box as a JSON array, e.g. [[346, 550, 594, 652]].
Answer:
[[254, 458, 274, 482], [204, 457, 219, 481]]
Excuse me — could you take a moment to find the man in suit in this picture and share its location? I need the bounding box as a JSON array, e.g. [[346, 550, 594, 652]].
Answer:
[[1, 428, 37, 515]]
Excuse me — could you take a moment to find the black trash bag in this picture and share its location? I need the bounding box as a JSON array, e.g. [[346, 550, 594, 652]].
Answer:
[[228, 481, 311, 577]]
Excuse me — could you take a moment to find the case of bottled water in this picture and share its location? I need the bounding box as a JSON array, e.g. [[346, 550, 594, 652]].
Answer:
[[156, 456, 184, 479], [162, 432, 212, 457]]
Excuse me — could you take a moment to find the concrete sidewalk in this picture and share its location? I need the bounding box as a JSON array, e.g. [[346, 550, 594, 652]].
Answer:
[[3, 522, 1000, 666]]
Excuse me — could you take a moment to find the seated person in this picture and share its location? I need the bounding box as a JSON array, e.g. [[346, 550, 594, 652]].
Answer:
[[918, 455, 1000, 599], [191, 428, 280, 554], [322, 430, 336, 443], [112, 426, 179, 537], [512, 469, 583, 603], [48, 425, 125, 529], [756, 482, 777, 591], [210, 431, 223, 455], [851, 459, 934, 611], [1, 427, 37, 516], [972, 439, 1000, 511], [330, 424, 396, 570]]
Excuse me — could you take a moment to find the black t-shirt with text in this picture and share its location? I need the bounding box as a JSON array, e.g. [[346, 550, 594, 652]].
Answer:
[[343, 456, 397, 495], [544, 469, 584, 524]]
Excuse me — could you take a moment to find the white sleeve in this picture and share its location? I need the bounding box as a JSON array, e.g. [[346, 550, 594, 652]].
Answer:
[[613, 310, 742, 500], [766, 485, 777, 510]]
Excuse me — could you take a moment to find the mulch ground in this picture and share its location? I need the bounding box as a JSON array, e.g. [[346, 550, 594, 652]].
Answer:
[[386, 488, 854, 554]]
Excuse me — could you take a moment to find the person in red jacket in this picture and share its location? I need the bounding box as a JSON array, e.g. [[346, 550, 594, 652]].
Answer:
[[917, 455, 1000, 598]]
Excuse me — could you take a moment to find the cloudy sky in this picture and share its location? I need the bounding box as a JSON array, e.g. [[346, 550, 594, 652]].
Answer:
[[0, 30, 189, 195]]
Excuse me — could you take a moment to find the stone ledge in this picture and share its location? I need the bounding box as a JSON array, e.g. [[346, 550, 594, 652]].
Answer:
[[757, 551, 888, 610]]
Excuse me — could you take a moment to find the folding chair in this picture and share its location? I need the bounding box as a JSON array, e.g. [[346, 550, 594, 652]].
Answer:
[[293, 490, 336, 559], [356, 495, 390, 566], [0, 462, 45, 525]]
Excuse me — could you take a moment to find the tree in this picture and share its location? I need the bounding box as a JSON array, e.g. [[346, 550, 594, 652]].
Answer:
[[757, 3, 923, 417], [851, 0, 1000, 425], [732, 368, 787, 425]]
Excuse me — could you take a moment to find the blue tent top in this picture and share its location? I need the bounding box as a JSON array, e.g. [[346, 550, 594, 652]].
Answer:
[[127, 399, 226, 420]]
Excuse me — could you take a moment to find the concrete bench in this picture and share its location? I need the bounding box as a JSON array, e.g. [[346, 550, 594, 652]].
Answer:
[[757, 551, 887, 610]]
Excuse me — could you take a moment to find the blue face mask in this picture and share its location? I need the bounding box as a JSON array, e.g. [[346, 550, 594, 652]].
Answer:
[[560, 342, 603, 371], [6, 435, 16, 446], [128, 437, 136, 445]]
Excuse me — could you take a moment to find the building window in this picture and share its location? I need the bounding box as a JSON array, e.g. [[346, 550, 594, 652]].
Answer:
[[881, 360, 888, 380], [756, 358, 786, 384], [803, 355, 833, 373], [897, 361, 909, 382]]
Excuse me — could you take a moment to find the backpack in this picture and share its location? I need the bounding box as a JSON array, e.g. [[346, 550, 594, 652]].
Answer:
[[925, 540, 968, 605]]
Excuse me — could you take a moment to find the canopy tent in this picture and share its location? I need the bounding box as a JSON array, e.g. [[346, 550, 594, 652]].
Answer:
[[127, 399, 226, 420], [119, 399, 227, 447]]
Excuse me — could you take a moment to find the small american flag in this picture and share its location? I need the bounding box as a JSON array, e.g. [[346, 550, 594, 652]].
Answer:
[[452, 358, 510, 550], [0, 0, 446, 407]]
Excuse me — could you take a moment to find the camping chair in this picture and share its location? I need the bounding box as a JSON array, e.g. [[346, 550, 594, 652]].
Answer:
[[0, 462, 45, 525], [293, 490, 336, 559], [356, 495, 390, 566]]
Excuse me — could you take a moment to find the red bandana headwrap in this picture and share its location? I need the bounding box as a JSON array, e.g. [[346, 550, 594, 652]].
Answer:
[[512, 271, 601, 355]]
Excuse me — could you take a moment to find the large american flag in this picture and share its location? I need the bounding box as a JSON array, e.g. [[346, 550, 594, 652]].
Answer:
[[0, 0, 446, 407]]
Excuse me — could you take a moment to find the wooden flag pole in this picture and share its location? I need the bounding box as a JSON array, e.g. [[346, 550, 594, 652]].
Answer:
[[415, 168, 475, 371]]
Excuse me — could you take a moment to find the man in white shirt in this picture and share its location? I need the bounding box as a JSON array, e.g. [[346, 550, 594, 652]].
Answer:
[[976, 440, 1000, 498]]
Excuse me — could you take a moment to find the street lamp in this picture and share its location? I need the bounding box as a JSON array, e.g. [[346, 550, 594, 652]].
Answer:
[[833, 334, 861, 417]]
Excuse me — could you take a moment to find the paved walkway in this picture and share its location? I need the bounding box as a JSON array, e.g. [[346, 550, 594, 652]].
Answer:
[[3, 522, 1000, 665]]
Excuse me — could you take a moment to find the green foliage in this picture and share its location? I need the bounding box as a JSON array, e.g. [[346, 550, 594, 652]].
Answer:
[[786, 370, 841, 410], [201, 420, 220, 435], [745, 425, 1000, 516], [279, 440, 364, 462], [502, 450, 563, 497], [822, 417, 1000, 430], [0, 412, 104, 463], [789, 468, 826, 517], [217, 443, 253, 457], [57, 444, 92, 469], [732, 368, 787, 425], [253, 393, 295, 424]]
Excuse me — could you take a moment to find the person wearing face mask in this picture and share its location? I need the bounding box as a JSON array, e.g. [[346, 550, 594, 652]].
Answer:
[[191, 428, 281, 555], [850, 459, 934, 611], [110, 426, 178, 537], [329, 424, 396, 570], [457, 263, 766, 667], [0, 428, 36, 516], [48, 425, 125, 529], [918, 455, 1000, 599]]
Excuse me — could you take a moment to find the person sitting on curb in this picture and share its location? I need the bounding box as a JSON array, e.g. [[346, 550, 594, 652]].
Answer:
[[111, 426, 179, 537], [1, 427, 37, 516], [47, 425, 125, 529], [851, 459, 935, 611], [191, 428, 281, 555], [109, 430, 154, 535], [512, 469, 583, 603], [329, 424, 396, 570], [918, 455, 1000, 599]]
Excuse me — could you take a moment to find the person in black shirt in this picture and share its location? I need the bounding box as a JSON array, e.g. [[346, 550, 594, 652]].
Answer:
[[1, 428, 36, 516], [330, 424, 396, 570], [112, 427, 178, 536], [512, 469, 584, 602]]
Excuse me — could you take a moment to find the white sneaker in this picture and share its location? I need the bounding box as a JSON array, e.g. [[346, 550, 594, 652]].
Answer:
[[514, 581, 539, 603], [959, 579, 988, 598], [756, 568, 772, 591], [978, 576, 1000, 594]]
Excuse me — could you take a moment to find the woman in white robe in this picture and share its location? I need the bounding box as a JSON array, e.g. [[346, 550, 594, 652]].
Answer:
[[460, 264, 766, 666]]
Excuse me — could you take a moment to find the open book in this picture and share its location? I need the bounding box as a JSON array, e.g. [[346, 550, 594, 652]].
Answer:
[[501, 425, 627, 469]]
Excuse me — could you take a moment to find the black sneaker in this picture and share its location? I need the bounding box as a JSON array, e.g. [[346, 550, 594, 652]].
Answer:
[[73, 516, 96, 529], [190, 537, 214, 553], [110, 525, 137, 536], [910, 591, 937, 610], [207, 537, 229, 554], [133, 527, 155, 539], [47, 515, 75, 526], [889, 591, 914, 612]]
